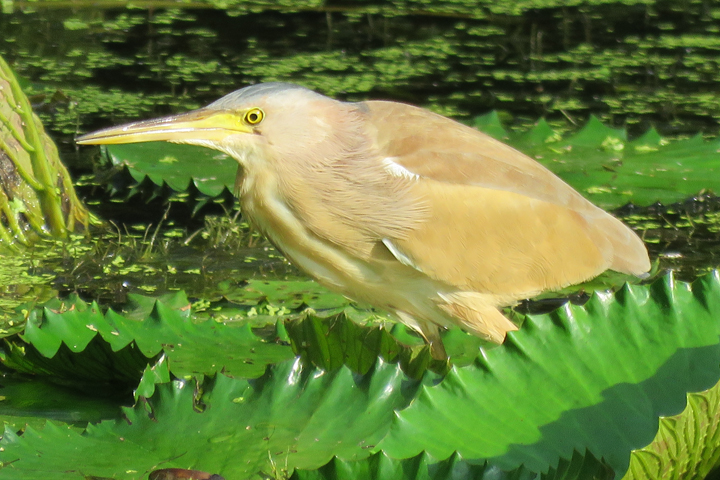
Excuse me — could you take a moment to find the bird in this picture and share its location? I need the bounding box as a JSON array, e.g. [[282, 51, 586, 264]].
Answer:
[[77, 82, 651, 359]]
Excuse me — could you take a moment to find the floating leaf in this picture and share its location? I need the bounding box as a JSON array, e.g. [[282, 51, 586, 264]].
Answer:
[[0, 359, 418, 480], [222, 279, 351, 311], [0, 374, 126, 430], [104, 142, 237, 197], [293, 450, 614, 480], [2, 292, 454, 382], [476, 112, 720, 209], [2, 292, 294, 380], [2, 274, 720, 478], [378, 273, 720, 475]]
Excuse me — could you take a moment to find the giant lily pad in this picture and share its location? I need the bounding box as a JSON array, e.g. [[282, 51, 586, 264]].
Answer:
[[476, 113, 720, 209], [0, 359, 418, 480], [1, 273, 720, 478], [626, 378, 720, 479], [104, 142, 236, 196], [2, 292, 295, 380], [379, 273, 720, 476], [221, 278, 351, 311]]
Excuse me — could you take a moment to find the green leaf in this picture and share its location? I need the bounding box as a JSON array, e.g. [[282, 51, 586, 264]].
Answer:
[[509, 118, 562, 151], [0, 375, 126, 429], [378, 273, 720, 476], [0, 359, 417, 480], [505, 120, 720, 209], [3, 292, 294, 380], [293, 450, 614, 480], [286, 313, 450, 378], [1, 335, 150, 388], [134, 354, 171, 400], [105, 142, 237, 196], [222, 279, 351, 311], [473, 111, 510, 141], [294, 452, 526, 480], [3, 291, 454, 382], [560, 115, 627, 147], [3, 273, 720, 478], [625, 377, 720, 480], [0, 55, 90, 244]]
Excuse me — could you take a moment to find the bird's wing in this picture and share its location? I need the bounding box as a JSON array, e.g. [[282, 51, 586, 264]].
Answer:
[[366, 100, 595, 210], [364, 101, 650, 297]]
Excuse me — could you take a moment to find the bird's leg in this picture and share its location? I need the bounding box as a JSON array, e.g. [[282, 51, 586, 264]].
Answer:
[[396, 311, 447, 359], [427, 333, 448, 360]]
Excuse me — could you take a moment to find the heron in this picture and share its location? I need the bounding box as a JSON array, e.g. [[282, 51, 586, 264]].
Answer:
[[77, 83, 650, 358]]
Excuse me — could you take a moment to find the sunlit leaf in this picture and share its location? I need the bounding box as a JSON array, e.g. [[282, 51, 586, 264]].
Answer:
[[294, 450, 614, 480], [104, 142, 237, 197], [0, 359, 417, 480], [378, 273, 720, 475], [475, 113, 720, 209], [221, 279, 351, 311], [3, 292, 294, 380], [2, 273, 720, 478]]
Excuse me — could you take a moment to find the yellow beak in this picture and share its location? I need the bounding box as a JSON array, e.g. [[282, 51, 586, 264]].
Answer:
[[76, 109, 253, 145]]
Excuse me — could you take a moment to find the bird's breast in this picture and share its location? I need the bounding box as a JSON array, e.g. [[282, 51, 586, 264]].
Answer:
[[238, 163, 492, 336], [237, 168, 379, 291]]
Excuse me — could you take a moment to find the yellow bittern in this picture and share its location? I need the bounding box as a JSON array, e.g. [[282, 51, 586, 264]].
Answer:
[[77, 83, 650, 358]]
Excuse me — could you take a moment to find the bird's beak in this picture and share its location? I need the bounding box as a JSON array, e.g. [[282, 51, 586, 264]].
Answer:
[[76, 108, 252, 145]]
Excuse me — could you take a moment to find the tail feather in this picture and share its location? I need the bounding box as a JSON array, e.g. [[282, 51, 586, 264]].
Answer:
[[609, 224, 651, 276], [589, 212, 651, 276]]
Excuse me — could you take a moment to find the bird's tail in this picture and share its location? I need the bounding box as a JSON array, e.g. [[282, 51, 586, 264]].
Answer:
[[588, 211, 651, 277]]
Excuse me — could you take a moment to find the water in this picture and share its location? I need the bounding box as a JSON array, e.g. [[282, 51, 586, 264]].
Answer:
[[4, 1, 720, 145]]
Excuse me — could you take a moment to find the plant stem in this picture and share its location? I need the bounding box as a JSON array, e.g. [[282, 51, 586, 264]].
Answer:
[[0, 56, 66, 237]]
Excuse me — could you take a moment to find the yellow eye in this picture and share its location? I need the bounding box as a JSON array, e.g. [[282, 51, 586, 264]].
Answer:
[[244, 108, 264, 125]]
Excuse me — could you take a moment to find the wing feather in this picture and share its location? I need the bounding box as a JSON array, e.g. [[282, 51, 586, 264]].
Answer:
[[364, 101, 650, 296]]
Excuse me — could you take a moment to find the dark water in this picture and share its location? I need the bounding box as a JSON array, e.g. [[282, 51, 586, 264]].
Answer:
[[3, 1, 720, 147]]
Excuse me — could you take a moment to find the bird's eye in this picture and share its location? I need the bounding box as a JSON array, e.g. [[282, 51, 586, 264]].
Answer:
[[244, 108, 264, 125]]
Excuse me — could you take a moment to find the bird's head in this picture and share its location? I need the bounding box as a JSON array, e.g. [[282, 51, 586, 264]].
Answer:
[[76, 83, 358, 169]]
